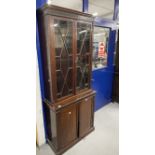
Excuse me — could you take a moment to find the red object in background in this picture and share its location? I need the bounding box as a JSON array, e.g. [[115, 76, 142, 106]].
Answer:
[[98, 42, 106, 58]]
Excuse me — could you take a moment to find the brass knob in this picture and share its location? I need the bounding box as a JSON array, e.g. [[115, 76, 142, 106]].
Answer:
[[85, 98, 88, 101], [68, 112, 72, 115], [58, 105, 62, 108]]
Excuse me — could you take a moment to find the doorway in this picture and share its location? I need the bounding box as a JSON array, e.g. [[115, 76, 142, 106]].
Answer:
[[92, 26, 116, 111]]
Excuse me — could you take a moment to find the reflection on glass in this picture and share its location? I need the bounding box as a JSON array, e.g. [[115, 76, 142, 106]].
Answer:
[[54, 19, 73, 98], [92, 27, 110, 69], [76, 22, 91, 91]]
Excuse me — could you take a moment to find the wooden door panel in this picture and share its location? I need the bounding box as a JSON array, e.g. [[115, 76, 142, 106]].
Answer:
[[79, 96, 94, 137], [57, 104, 78, 149]]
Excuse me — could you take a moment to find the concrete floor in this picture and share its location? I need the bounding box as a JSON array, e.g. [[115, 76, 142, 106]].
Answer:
[[36, 102, 119, 155]]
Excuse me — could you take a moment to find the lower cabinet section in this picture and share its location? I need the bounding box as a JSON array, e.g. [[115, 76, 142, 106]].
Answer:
[[56, 104, 78, 149], [44, 94, 95, 155], [79, 97, 94, 138]]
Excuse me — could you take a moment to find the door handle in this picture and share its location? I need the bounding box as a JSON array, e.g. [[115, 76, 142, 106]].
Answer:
[[68, 112, 72, 115], [85, 98, 88, 102]]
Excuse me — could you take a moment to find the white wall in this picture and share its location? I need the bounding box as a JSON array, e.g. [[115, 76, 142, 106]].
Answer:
[[36, 59, 46, 146]]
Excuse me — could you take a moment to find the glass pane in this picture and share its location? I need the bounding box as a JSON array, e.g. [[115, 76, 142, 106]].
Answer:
[[92, 27, 110, 70], [76, 66, 89, 89], [47, 0, 82, 12], [76, 22, 91, 91], [77, 23, 91, 54], [89, 0, 115, 19], [54, 19, 73, 98]]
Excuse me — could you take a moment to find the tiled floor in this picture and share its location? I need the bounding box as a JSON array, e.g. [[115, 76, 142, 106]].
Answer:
[[36, 102, 119, 155]]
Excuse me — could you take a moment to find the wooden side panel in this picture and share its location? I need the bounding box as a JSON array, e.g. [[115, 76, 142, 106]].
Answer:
[[56, 104, 78, 149], [79, 96, 94, 137], [44, 103, 53, 141], [37, 13, 52, 102], [44, 103, 58, 148]]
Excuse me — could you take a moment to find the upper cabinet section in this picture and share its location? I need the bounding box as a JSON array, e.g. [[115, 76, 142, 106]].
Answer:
[[37, 5, 94, 103]]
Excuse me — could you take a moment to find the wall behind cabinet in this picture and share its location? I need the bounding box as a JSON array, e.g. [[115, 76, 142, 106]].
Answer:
[[36, 0, 47, 146], [36, 59, 46, 146]]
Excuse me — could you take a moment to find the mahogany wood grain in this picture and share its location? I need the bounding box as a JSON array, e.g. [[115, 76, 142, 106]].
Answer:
[[57, 104, 78, 149], [79, 96, 94, 137]]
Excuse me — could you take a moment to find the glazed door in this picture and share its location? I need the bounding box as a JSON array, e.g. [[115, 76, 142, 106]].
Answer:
[[57, 104, 78, 149], [52, 18, 74, 100], [79, 96, 94, 137], [76, 22, 92, 92], [51, 18, 93, 99]]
